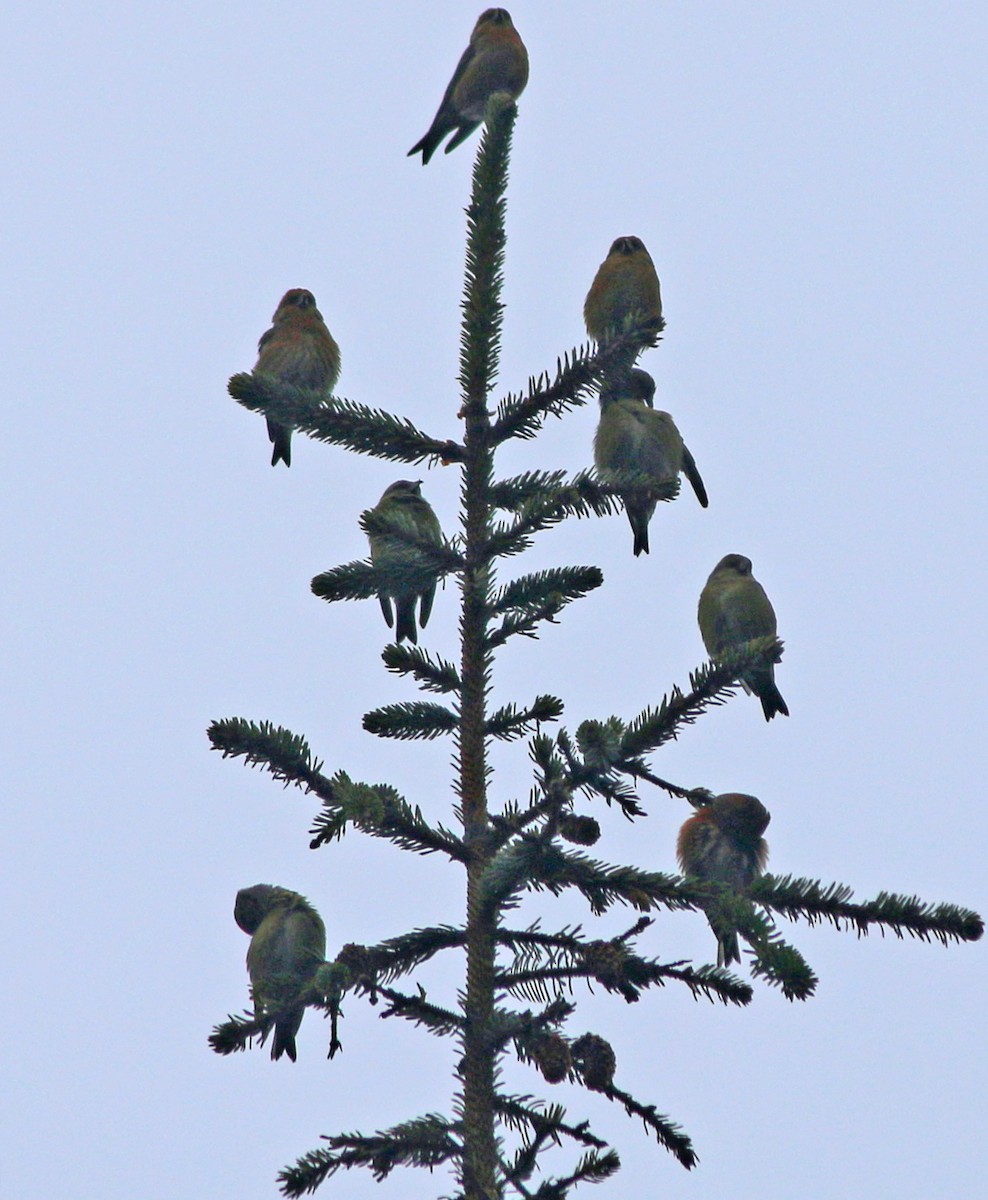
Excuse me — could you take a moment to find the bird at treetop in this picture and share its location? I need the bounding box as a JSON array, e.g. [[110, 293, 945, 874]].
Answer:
[[366, 480, 443, 645], [252, 288, 340, 467], [234, 884, 327, 1062], [697, 553, 789, 720], [584, 236, 662, 342], [594, 369, 708, 557], [408, 9, 529, 164], [676, 793, 771, 966]]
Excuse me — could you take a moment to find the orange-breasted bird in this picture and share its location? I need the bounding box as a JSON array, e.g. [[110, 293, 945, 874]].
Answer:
[[408, 9, 529, 164], [594, 369, 708, 556], [698, 553, 789, 720], [584, 237, 662, 342], [366, 480, 443, 645], [677, 793, 770, 966], [234, 884, 327, 1062], [253, 288, 340, 467]]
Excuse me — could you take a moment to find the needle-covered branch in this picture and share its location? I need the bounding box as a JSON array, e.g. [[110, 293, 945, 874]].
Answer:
[[486, 567, 604, 648], [278, 1114, 462, 1198], [494, 1095, 608, 1150], [497, 932, 753, 1008], [335, 925, 466, 987], [753, 874, 985, 944], [208, 718, 328, 793], [490, 321, 663, 446], [602, 1084, 697, 1171], [363, 700, 460, 740], [515, 1149, 622, 1199], [382, 643, 462, 693], [481, 837, 692, 917], [483, 471, 623, 561], [308, 769, 468, 862], [229, 372, 464, 465], [486, 696, 564, 741], [567, 640, 785, 788]]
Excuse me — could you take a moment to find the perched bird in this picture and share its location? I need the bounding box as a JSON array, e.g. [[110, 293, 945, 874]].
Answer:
[[367, 480, 443, 644], [408, 9, 529, 164], [594, 369, 708, 556], [234, 884, 327, 1062], [698, 553, 789, 720], [677, 793, 771, 966], [584, 237, 662, 342], [253, 288, 340, 467]]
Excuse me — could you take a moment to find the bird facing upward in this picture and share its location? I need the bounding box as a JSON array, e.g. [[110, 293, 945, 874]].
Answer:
[[677, 793, 771, 966], [408, 9, 529, 164], [698, 553, 789, 720], [253, 288, 340, 467], [594, 369, 708, 556]]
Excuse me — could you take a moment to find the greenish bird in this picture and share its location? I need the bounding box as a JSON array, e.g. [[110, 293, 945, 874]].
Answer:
[[698, 553, 789, 720], [594, 369, 708, 557], [234, 884, 327, 1062], [367, 480, 443, 644]]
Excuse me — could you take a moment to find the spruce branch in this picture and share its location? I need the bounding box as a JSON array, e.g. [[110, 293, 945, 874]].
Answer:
[[490, 323, 663, 446], [522, 1150, 622, 1198], [208, 1009, 264, 1056], [753, 875, 985, 944], [278, 1114, 462, 1197], [308, 770, 468, 862], [562, 641, 785, 795], [342, 925, 466, 986], [490, 567, 604, 616], [618, 638, 785, 760], [375, 983, 466, 1036], [229, 372, 464, 466], [482, 837, 692, 917], [311, 559, 380, 605], [490, 470, 570, 511], [363, 700, 460, 740], [457, 98, 514, 416], [486, 696, 564, 741], [483, 471, 623, 561], [602, 1084, 697, 1171], [555, 729, 646, 819], [494, 1096, 608, 1149], [382, 643, 462, 693], [487, 567, 604, 648], [207, 718, 325, 791]]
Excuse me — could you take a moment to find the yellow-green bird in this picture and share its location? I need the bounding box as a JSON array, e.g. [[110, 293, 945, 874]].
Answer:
[[584, 236, 662, 342], [408, 8, 529, 164], [698, 554, 789, 720], [367, 480, 443, 645], [594, 369, 708, 557], [234, 884, 326, 1062]]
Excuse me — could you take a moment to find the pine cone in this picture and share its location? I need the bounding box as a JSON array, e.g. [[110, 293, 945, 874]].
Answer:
[[572, 1033, 616, 1091], [583, 940, 626, 988], [530, 1033, 572, 1084], [559, 814, 601, 845]]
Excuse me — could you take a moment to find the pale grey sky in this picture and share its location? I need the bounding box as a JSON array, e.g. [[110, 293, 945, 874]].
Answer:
[[3, 3, 986, 1197]]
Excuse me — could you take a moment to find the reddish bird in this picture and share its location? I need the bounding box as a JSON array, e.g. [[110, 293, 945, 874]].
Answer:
[[408, 9, 529, 164], [584, 236, 662, 342], [677, 793, 770, 966], [253, 288, 340, 467]]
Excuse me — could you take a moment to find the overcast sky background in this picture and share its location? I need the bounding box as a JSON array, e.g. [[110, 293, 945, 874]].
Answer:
[[4, 3, 986, 1197]]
